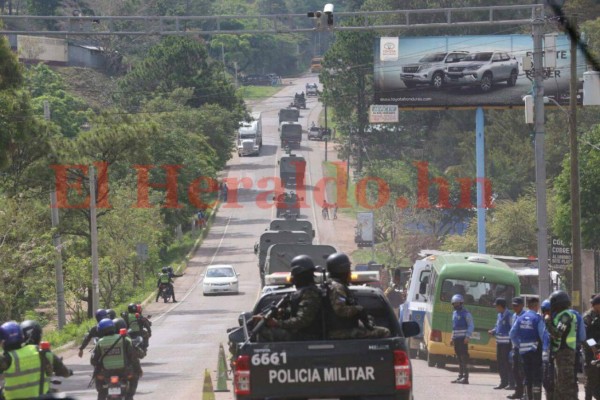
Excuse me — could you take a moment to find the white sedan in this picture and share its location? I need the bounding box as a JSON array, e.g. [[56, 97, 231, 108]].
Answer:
[[202, 265, 239, 295]]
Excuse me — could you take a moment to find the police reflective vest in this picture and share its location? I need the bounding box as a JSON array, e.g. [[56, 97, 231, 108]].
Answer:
[[494, 309, 512, 345], [452, 308, 471, 339], [126, 313, 141, 333], [97, 334, 126, 370], [3, 345, 49, 400], [159, 273, 170, 284], [552, 309, 577, 352], [515, 310, 542, 354]]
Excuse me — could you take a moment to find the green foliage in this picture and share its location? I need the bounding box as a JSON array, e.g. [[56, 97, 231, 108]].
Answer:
[[238, 85, 281, 101], [554, 124, 600, 249], [26, 0, 59, 15]]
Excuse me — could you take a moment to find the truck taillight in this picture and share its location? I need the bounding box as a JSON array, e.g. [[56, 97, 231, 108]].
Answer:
[[393, 350, 411, 390], [430, 329, 442, 342], [234, 355, 251, 396]]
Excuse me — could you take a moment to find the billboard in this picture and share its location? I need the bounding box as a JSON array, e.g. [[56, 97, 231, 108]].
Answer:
[[374, 34, 586, 109], [369, 104, 399, 123], [355, 212, 374, 248]]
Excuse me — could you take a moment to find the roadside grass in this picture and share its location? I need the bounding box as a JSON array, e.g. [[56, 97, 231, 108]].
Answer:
[[322, 161, 368, 219], [45, 206, 219, 350], [351, 245, 410, 267], [238, 85, 282, 101]]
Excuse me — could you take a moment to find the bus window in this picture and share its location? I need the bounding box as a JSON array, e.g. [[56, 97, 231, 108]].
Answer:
[[440, 278, 515, 307]]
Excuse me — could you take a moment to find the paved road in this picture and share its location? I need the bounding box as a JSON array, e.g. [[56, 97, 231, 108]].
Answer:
[[56, 75, 586, 400]]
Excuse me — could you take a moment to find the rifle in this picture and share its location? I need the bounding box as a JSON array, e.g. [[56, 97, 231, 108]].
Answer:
[[241, 294, 291, 348]]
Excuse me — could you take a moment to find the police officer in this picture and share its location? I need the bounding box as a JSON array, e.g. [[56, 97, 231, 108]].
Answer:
[[156, 266, 177, 302], [255, 255, 323, 342], [544, 290, 578, 400], [122, 303, 145, 345], [91, 318, 142, 400], [78, 309, 108, 358], [450, 294, 473, 384], [0, 321, 73, 399], [385, 268, 405, 317], [135, 304, 152, 352], [584, 294, 600, 400], [508, 296, 526, 399], [489, 298, 514, 390], [21, 320, 43, 346], [510, 297, 545, 400], [324, 252, 390, 340], [541, 300, 555, 400]]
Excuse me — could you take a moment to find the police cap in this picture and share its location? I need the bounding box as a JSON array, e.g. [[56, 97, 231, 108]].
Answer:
[[494, 298, 507, 307], [290, 255, 316, 277], [511, 297, 524, 306]]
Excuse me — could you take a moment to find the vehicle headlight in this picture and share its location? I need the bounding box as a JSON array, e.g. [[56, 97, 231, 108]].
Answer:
[[464, 64, 483, 71], [420, 63, 432, 70]]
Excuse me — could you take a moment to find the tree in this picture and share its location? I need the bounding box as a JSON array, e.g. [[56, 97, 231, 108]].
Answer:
[[26, 0, 59, 15], [0, 35, 24, 169]]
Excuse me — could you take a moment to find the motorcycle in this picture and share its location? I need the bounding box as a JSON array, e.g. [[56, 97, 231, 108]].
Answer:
[[130, 334, 147, 359], [158, 283, 172, 303], [104, 374, 130, 400]]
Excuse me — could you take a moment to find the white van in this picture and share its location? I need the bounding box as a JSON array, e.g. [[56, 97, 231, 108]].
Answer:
[[237, 112, 262, 156]]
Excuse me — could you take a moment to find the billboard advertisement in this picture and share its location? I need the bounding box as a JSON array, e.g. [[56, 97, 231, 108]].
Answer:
[[355, 212, 374, 248], [374, 34, 586, 109]]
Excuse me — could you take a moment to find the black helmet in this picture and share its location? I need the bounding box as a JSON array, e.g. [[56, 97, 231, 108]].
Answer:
[[106, 309, 116, 320], [162, 267, 168, 273], [20, 320, 42, 345], [128, 303, 137, 313], [113, 318, 127, 332], [290, 255, 316, 277], [549, 290, 571, 312], [98, 318, 116, 337], [326, 252, 351, 274]]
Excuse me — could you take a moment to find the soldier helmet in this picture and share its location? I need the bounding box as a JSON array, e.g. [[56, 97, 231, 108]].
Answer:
[[106, 309, 117, 320], [326, 252, 352, 274], [20, 320, 42, 345], [549, 290, 571, 312], [98, 318, 116, 337], [541, 299, 551, 313], [290, 255, 316, 277], [113, 318, 127, 332], [451, 294, 464, 305], [128, 303, 138, 313]]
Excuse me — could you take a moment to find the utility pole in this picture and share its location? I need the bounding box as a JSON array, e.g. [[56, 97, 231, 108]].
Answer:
[[569, 14, 582, 311], [324, 102, 328, 161], [46, 99, 66, 330], [90, 166, 99, 313], [533, 8, 551, 301]]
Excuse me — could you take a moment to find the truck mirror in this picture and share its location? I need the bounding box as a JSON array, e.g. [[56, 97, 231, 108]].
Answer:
[[402, 321, 421, 338]]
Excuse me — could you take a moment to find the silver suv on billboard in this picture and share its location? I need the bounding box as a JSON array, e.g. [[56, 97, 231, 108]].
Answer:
[[400, 51, 469, 89], [444, 51, 519, 92]]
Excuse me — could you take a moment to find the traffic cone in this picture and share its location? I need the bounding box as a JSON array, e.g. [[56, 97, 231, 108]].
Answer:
[[215, 343, 229, 392], [202, 369, 215, 400]]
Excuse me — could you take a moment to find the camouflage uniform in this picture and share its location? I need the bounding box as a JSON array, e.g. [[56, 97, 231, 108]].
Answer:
[[583, 309, 600, 400], [545, 311, 579, 400], [326, 279, 390, 340], [259, 285, 323, 342]]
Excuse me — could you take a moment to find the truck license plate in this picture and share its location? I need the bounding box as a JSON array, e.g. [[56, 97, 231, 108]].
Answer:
[[108, 387, 121, 395]]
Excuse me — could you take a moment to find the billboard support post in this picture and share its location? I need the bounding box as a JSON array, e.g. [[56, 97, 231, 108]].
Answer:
[[533, 8, 550, 301], [476, 107, 486, 254]]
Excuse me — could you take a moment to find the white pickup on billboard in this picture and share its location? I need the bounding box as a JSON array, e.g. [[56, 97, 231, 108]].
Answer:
[[374, 34, 585, 109], [355, 212, 374, 247], [369, 105, 399, 123]]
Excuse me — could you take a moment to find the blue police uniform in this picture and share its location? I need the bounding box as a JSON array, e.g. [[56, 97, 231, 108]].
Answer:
[[491, 308, 513, 388], [510, 309, 545, 400], [451, 306, 474, 383]]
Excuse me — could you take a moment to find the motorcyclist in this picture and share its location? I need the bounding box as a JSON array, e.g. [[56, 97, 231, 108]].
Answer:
[[78, 309, 108, 358], [0, 321, 73, 399], [135, 304, 152, 352], [91, 318, 142, 400], [122, 303, 146, 348], [106, 309, 117, 320], [21, 320, 43, 346], [156, 267, 177, 302]]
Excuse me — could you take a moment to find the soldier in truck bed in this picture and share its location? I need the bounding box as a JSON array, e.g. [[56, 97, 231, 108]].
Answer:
[[325, 252, 390, 340], [254, 255, 323, 342]]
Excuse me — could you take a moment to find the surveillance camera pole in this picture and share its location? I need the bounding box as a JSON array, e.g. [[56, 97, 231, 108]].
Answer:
[[533, 7, 551, 301]]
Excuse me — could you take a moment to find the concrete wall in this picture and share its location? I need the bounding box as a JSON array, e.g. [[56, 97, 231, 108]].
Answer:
[[17, 35, 68, 64], [68, 45, 106, 69]]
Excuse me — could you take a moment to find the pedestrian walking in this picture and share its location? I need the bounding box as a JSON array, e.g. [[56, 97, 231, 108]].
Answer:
[[545, 291, 579, 400], [332, 203, 338, 219], [488, 298, 514, 390], [450, 294, 474, 384], [508, 296, 526, 399], [322, 201, 329, 220], [221, 182, 228, 202], [510, 297, 545, 400]]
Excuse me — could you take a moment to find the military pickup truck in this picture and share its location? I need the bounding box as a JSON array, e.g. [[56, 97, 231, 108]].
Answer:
[[228, 283, 420, 400], [279, 154, 306, 187], [254, 230, 312, 286], [273, 191, 303, 219], [269, 219, 314, 238]]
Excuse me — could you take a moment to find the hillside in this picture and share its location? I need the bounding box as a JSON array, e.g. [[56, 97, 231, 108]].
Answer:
[[53, 66, 118, 111]]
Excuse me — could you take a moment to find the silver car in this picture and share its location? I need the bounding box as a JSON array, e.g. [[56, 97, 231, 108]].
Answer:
[[444, 51, 519, 92], [400, 51, 469, 89]]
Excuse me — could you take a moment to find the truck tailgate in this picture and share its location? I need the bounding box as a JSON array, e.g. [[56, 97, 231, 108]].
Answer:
[[247, 340, 398, 398]]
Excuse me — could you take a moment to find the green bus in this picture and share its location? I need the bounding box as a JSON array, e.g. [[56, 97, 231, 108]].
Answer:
[[417, 253, 520, 369]]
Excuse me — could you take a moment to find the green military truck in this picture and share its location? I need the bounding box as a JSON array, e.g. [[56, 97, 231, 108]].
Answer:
[[279, 154, 306, 187], [263, 243, 336, 277], [278, 108, 300, 125], [254, 230, 312, 286], [280, 122, 303, 149], [269, 219, 314, 238]]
